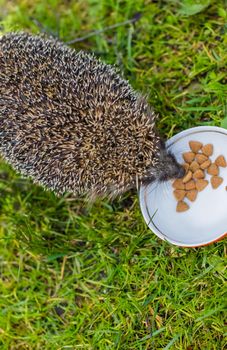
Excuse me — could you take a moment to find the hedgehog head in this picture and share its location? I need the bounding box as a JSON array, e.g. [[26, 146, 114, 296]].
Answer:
[[142, 140, 185, 184], [155, 145, 185, 181]]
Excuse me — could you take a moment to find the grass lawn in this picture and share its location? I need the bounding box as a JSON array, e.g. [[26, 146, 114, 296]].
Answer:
[[0, 0, 226, 349]]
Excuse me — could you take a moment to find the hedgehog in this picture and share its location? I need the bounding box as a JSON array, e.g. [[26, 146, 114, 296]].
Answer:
[[0, 32, 185, 200]]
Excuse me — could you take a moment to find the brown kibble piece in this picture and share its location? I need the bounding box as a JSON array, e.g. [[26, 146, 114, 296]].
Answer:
[[186, 190, 198, 202], [173, 189, 186, 201], [172, 179, 185, 190], [196, 179, 209, 192], [189, 141, 203, 153], [182, 170, 192, 183], [211, 176, 223, 189], [215, 155, 226, 168], [189, 161, 200, 172], [200, 159, 211, 170], [183, 152, 195, 163], [185, 180, 196, 190], [176, 201, 189, 212], [207, 163, 219, 176], [225, 186, 227, 191], [183, 163, 190, 172], [195, 154, 208, 164], [201, 144, 213, 157], [193, 169, 205, 179]]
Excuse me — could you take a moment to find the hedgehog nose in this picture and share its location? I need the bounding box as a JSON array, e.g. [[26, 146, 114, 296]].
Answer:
[[177, 166, 185, 179]]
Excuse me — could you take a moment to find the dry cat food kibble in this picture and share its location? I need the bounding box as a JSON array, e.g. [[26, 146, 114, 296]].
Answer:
[[176, 201, 189, 212], [172, 141, 226, 212], [186, 189, 197, 202], [211, 176, 223, 189], [215, 155, 227, 167]]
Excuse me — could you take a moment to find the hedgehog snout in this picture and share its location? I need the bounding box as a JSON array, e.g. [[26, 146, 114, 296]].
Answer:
[[156, 149, 185, 182], [176, 165, 185, 178]]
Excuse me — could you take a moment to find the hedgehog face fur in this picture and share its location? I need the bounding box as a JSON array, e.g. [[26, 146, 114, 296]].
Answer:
[[149, 147, 185, 182], [139, 141, 185, 185], [0, 32, 184, 199]]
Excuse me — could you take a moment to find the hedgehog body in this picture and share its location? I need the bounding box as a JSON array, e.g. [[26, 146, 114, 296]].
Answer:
[[0, 32, 183, 198]]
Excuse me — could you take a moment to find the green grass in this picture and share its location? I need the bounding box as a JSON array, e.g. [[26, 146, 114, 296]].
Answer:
[[0, 0, 226, 349]]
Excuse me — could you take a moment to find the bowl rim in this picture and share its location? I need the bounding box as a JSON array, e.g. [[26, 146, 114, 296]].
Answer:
[[139, 125, 227, 247]]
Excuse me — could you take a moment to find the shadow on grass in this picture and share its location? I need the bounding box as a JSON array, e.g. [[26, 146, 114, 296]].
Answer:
[[0, 165, 144, 257]]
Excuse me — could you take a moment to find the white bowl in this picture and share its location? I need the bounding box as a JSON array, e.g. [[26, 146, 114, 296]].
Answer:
[[139, 126, 227, 247]]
